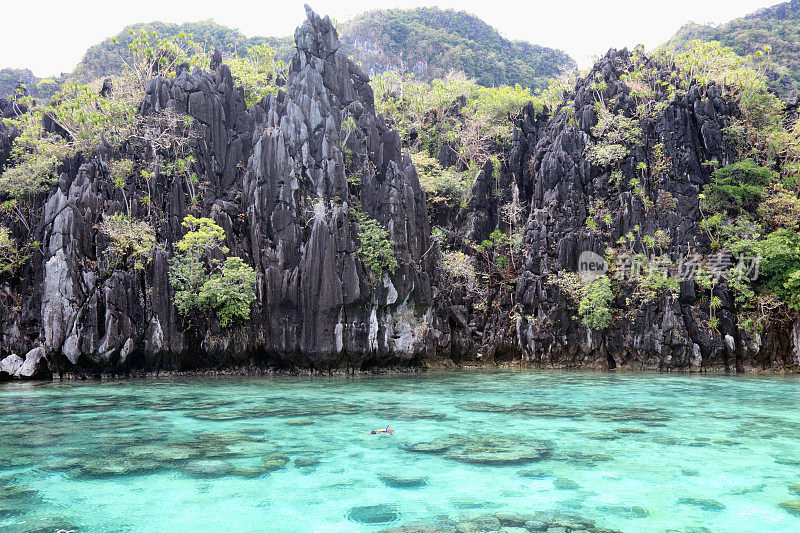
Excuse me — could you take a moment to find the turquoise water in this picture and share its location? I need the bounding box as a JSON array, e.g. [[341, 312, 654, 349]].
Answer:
[[2, 371, 800, 532]]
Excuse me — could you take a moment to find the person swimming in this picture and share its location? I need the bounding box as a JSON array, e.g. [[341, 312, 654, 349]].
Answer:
[[361, 425, 394, 435]]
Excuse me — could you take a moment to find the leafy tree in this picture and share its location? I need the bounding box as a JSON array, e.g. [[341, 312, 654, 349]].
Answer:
[[169, 216, 227, 316], [727, 229, 800, 314], [350, 205, 397, 279], [168, 215, 256, 327], [98, 213, 156, 271], [121, 29, 210, 93], [225, 42, 286, 108], [578, 275, 614, 330], [0, 225, 36, 279]]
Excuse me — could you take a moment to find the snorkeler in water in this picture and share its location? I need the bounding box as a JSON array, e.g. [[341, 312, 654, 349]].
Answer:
[[360, 425, 394, 435]]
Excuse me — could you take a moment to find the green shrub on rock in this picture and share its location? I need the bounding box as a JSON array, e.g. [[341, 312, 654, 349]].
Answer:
[[197, 256, 257, 328], [169, 215, 256, 327], [0, 226, 19, 275], [578, 275, 614, 330], [351, 205, 397, 280], [225, 42, 286, 108], [98, 213, 156, 271]]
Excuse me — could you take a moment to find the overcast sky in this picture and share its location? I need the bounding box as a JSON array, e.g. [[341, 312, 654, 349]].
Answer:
[[0, 0, 782, 77]]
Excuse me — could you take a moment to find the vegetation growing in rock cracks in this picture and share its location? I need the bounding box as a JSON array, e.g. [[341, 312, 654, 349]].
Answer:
[[440, 250, 479, 294], [371, 70, 539, 316], [168, 216, 256, 328], [665, 0, 800, 96], [98, 213, 156, 271], [0, 226, 19, 275], [553, 272, 615, 331], [544, 37, 800, 335], [586, 101, 643, 167], [225, 42, 287, 108], [372, 71, 540, 168], [0, 25, 285, 337], [578, 275, 615, 330], [410, 151, 472, 210], [350, 205, 398, 280], [617, 39, 800, 335]]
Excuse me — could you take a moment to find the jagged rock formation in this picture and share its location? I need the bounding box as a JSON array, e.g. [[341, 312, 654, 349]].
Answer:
[[425, 102, 551, 363], [426, 49, 800, 372], [0, 6, 435, 376], [3, 15, 800, 378], [514, 50, 797, 370], [240, 7, 434, 366]]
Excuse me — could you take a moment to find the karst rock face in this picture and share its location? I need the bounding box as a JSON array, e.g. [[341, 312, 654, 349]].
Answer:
[[240, 6, 435, 367], [514, 49, 796, 370], [3, 16, 800, 376], [0, 6, 436, 375]]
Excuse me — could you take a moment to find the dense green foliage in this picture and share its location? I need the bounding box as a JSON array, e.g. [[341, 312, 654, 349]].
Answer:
[[578, 275, 614, 330], [168, 216, 256, 328], [374, 71, 540, 168], [73, 20, 269, 82], [98, 213, 156, 271], [350, 206, 397, 280], [0, 68, 66, 100], [225, 42, 287, 107], [410, 152, 472, 209], [340, 8, 575, 91], [665, 0, 800, 95], [197, 257, 258, 328], [702, 159, 775, 216], [0, 226, 18, 275], [553, 272, 616, 330]]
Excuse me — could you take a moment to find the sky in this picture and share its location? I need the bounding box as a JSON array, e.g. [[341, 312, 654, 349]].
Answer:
[[0, 0, 783, 77]]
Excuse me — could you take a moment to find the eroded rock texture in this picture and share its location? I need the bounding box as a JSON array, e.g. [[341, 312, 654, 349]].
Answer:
[[240, 7, 434, 367], [2, 18, 800, 377], [514, 50, 797, 370], [0, 6, 434, 376]]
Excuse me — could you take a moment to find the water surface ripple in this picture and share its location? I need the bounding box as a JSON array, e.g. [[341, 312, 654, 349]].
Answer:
[[2, 371, 800, 532]]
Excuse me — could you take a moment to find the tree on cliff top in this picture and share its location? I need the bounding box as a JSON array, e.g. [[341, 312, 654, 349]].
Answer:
[[665, 0, 800, 95]]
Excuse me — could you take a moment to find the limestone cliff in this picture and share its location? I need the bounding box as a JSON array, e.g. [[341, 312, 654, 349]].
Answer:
[[1, 7, 435, 377], [2, 12, 800, 379]]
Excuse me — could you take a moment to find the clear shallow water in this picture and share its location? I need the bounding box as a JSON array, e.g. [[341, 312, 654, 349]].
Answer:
[[2, 371, 800, 532]]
